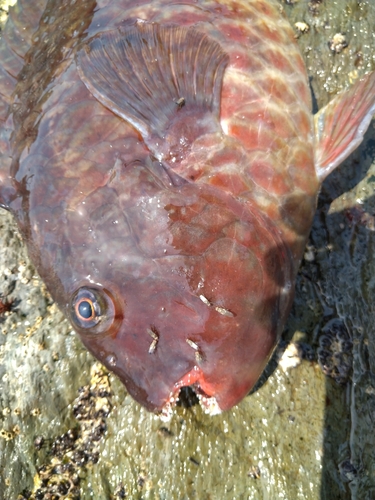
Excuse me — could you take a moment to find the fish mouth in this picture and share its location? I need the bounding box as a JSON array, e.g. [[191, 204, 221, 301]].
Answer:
[[158, 367, 223, 420]]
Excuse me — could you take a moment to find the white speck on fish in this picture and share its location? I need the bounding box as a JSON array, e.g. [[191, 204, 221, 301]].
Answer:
[[186, 339, 203, 363], [199, 294, 211, 306], [214, 306, 234, 318], [186, 338, 199, 350], [147, 328, 159, 354]]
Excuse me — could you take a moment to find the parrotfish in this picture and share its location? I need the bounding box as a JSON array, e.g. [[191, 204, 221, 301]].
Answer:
[[0, 0, 374, 415]]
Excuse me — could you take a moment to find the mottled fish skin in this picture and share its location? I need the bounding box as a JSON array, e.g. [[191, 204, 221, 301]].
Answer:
[[0, 0, 373, 413]]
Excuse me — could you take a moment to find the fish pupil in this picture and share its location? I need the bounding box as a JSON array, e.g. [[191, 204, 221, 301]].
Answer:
[[78, 300, 94, 319]]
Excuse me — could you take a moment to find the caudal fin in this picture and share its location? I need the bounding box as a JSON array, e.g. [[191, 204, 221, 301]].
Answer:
[[314, 71, 375, 181]]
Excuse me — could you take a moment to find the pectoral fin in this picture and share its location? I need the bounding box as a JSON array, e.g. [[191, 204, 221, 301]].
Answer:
[[314, 71, 375, 181], [77, 23, 228, 160]]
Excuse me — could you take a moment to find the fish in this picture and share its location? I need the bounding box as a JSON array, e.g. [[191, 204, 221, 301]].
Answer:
[[0, 0, 374, 416]]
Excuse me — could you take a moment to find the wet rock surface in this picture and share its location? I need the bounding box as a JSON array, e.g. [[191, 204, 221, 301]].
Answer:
[[0, 0, 375, 498]]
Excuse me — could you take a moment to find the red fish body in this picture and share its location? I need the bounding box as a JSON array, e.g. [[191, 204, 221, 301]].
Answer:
[[0, 0, 374, 414]]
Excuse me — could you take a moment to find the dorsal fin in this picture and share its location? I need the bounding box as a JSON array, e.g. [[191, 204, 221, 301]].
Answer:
[[314, 71, 375, 181], [77, 23, 228, 162]]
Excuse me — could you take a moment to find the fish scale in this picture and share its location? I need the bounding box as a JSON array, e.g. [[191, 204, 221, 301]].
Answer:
[[0, 0, 374, 414]]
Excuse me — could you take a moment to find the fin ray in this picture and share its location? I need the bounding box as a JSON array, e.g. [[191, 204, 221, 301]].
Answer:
[[77, 23, 229, 151], [314, 71, 375, 181]]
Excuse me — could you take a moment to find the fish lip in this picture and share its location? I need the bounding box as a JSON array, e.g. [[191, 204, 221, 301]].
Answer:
[[158, 366, 223, 420], [196, 393, 222, 416], [159, 390, 222, 421]]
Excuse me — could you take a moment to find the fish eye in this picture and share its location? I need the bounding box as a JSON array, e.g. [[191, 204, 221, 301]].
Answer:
[[70, 287, 120, 334], [77, 299, 95, 320]]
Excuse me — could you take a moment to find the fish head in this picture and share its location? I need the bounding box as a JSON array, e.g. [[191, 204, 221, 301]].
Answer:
[[60, 158, 294, 414]]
